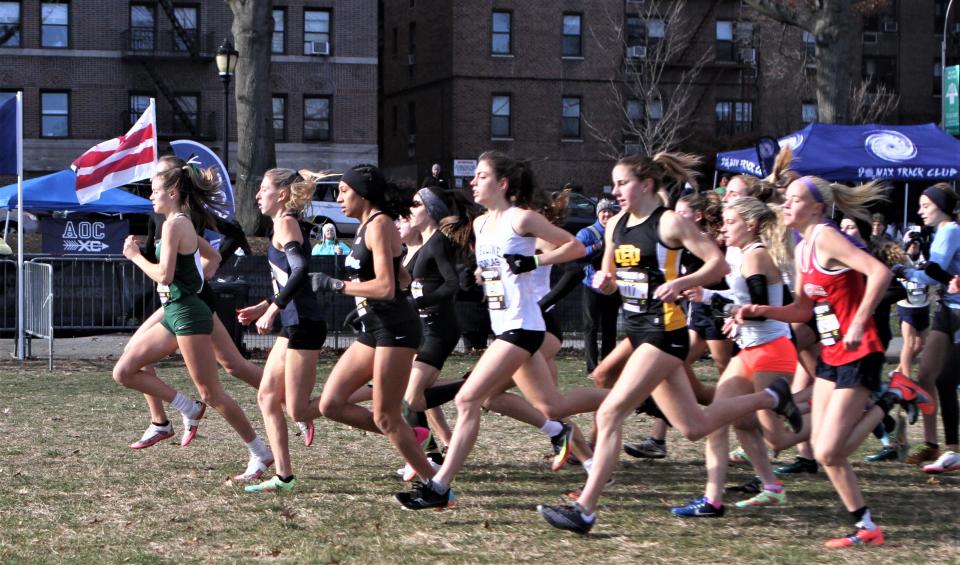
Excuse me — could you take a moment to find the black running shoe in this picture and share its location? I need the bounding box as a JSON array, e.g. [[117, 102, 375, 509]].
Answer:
[[726, 475, 762, 495], [774, 457, 818, 475], [768, 379, 803, 433], [537, 502, 594, 534], [395, 481, 455, 510]]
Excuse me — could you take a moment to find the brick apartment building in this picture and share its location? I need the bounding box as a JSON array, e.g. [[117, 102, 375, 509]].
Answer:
[[0, 0, 377, 181], [380, 0, 957, 196]]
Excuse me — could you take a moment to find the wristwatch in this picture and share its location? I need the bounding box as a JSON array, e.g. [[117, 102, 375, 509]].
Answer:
[[332, 279, 345, 293]]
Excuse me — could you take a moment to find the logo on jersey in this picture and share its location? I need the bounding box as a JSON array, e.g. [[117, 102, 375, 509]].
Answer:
[[802, 282, 828, 298], [615, 244, 641, 267]]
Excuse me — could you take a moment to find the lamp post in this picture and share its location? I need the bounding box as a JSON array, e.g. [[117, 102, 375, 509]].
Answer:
[[216, 38, 239, 174], [942, 0, 956, 129]]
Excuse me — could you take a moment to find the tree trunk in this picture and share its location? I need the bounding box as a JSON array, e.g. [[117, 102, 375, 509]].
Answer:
[[226, 0, 276, 233], [812, 5, 857, 124]]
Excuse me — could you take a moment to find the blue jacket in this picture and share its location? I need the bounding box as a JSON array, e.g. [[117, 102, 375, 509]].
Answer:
[[906, 221, 960, 309], [576, 220, 606, 292]]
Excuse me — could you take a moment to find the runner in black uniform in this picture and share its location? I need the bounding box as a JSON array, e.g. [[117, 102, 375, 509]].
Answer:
[[311, 164, 438, 483], [538, 152, 802, 534], [239, 169, 328, 494]]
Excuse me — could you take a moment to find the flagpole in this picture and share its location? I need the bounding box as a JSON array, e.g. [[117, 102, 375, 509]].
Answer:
[[15, 91, 24, 362]]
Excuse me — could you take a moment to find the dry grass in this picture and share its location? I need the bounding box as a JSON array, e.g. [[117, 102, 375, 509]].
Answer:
[[0, 354, 957, 564]]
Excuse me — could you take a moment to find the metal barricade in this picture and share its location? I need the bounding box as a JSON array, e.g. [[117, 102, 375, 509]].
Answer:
[[24, 261, 54, 369]]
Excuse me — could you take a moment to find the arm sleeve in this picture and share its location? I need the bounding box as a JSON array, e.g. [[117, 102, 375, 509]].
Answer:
[[908, 228, 960, 287], [415, 238, 460, 309], [273, 242, 309, 308], [745, 274, 770, 321], [538, 262, 582, 310]]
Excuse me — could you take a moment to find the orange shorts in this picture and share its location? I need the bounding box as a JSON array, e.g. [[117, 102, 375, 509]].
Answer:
[[736, 336, 797, 379]]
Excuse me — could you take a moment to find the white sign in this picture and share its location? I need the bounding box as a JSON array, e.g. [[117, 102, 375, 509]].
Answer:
[[453, 159, 478, 178]]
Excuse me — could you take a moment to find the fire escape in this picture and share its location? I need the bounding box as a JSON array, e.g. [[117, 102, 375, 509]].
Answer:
[[121, 0, 214, 140]]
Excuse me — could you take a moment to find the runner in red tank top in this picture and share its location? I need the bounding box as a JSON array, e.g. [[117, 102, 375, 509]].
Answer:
[[736, 175, 931, 549]]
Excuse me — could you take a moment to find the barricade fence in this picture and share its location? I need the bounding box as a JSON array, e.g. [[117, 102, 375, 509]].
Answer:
[[3, 255, 603, 359], [24, 261, 54, 369]]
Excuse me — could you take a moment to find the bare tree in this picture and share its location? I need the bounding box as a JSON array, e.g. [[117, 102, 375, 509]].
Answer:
[[582, 1, 711, 159], [743, 0, 891, 124], [849, 78, 900, 124], [225, 0, 276, 233]]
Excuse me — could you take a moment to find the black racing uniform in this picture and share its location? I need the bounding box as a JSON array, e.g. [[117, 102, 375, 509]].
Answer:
[[346, 212, 421, 348], [268, 214, 326, 349], [409, 231, 461, 369], [681, 247, 729, 342]]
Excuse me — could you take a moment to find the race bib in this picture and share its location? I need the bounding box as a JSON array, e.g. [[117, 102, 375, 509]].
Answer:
[[905, 281, 927, 307], [157, 283, 171, 305], [411, 280, 424, 299], [617, 268, 649, 313], [814, 301, 842, 346], [352, 278, 368, 317], [482, 269, 506, 310]]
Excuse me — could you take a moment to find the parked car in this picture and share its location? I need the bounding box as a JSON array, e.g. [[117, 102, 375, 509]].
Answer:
[[303, 174, 360, 240], [562, 192, 598, 234]]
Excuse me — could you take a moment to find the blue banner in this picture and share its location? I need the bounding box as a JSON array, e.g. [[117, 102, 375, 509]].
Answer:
[[169, 139, 235, 219], [0, 96, 17, 176], [41, 217, 129, 255]]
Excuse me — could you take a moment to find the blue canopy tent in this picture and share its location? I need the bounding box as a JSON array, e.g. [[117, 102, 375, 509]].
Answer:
[[0, 169, 153, 213], [715, 123, 960, 227]]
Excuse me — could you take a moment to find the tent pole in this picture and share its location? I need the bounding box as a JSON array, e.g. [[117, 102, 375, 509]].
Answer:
[[712, 170, 718, 190], [903, 183, 909, 233]]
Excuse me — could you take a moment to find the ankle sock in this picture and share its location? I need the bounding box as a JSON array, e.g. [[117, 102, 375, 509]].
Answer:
[[852, 506, 876, 530], [246, 436, 271, 460], [427, 479, 448, 494], [764, 481, 784, 493], [582, 458, 594, 474], [277, 474, 294, 483], [152, 420, 170, 428], [540, 420, 563, 437], [171, 392, 195, 415]]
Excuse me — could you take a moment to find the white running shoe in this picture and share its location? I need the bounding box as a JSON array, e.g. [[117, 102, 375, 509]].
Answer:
[[923, 450, 960, 474], [234, 453, 275, 482], [180, 401, 206, 447], [129, 422, 175, 449], [296, 421, 314, 447], [398, 459, 442, 482]]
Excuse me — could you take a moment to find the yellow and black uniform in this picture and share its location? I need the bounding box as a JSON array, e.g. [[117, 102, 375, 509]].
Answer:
[[612, 207, 689, 360], [156, 242, 213, 336]]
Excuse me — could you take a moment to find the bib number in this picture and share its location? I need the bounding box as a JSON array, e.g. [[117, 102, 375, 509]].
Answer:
[[482, 269, 506, 310], [814, 301, 842, 346], [617, 268, 649, 313], [906, 281, 927, 307], [411, 280, 424, 299], [157, 283, 171, 305]]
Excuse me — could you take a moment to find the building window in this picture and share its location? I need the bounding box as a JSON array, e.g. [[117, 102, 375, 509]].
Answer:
[[626, 99, 643, 129], [0, 2, 21, 47], [716, 20, 734, 62], [863, 56, 897, 91], [625, 16, 643, 46], [272, 95, 285, 141], [801, 102, 817, 124], [272, 8, 285, 54], [129, 4, 154, 51], [40, 91, 69, 137], [647, 100, 663, 121], [173, 5, 197, 52], [646, 19, 665, 45], [41, 2, 68, 48], [304, 9, 331, 55], [492, 10, 511, 55], [562, 13, 581, 57], [491, 94, 511, 138], [716, 100, 753, 135], [562, 96, 581, 138], [174, 94, 198, 132], [802, 31, 815, 59], [129, 94, 151, 126], [304, 96, 330, 141]]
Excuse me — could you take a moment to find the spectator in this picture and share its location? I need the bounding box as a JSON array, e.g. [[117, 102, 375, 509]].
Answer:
[[578, 198, 620, 374], [871, 212, 895, 242], [311, 223, 350, 256], [421, 163, 448, 190]]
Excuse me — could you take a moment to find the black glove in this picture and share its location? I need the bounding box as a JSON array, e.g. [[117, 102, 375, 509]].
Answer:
[[503, 253, 537, 274], [891, 263, 908, 279], [310, 272, 343, 293]]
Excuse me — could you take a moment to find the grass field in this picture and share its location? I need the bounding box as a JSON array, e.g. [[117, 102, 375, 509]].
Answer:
[[0, 353, 957, 564]]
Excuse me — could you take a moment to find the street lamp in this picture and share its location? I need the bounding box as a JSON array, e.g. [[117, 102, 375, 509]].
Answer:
[[216, 38, 239, 174]]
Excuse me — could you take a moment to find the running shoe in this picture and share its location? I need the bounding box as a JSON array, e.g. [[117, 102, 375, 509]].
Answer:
[[824, 527, 885, 549], [624, 437, 667, 459], [888, 371, 935, 415], [905, 444, 941, 465], [774, 457, 818, 475], [129, 422, 175, 449], [399, 459, 443, 482], [244, 475, 295, 494], [550, 422, 573, 471], [734, 488, 786, 508], [728, 447, 750, 463], [296, 421, 314, 447], [538, 502, 595, 534], [768, 378, 803, 433], [234, 453, 275, 482], [180, 401, 206, 447], [864, 445, 899, 462], [726, 476, 762, 495], [671, 497, 725, 518], [395, 481, 455, 510], [426, 450, 445, 466], [922, 450, 960, 474]]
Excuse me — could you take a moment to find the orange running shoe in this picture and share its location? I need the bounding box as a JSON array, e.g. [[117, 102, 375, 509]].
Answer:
[[888, 372, 935, 415], [824, 527, 885, 549]]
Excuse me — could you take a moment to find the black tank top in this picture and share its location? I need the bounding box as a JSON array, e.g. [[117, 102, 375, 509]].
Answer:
[[267, 215, 323, 326], [612, 208, 687, 333]]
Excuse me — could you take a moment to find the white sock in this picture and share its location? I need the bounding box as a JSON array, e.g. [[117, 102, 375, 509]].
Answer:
[[582, 458, 594, 474], [428, 478, 448, 494], [171, 392, 195, 415], [580, 509, 596, 522], [856, 509, 876, 531], [246, 436, 271, 460], [764, 388, 780, 407], [540, 420, 563, 437]]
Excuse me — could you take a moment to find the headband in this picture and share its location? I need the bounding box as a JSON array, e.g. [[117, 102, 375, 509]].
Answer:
[[417, 187, 451, 223], [798, 176, 824, 204], [342, 168, 377, 200], [922, 185, 957, 215]]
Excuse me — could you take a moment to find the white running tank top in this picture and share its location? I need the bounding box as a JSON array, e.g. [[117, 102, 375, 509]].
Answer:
[[475, 207, 546, 334], [727, 242, 791, 349]]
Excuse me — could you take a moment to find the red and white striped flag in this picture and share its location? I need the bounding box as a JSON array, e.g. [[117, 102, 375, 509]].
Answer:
[[72, 99, 157, 203]]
